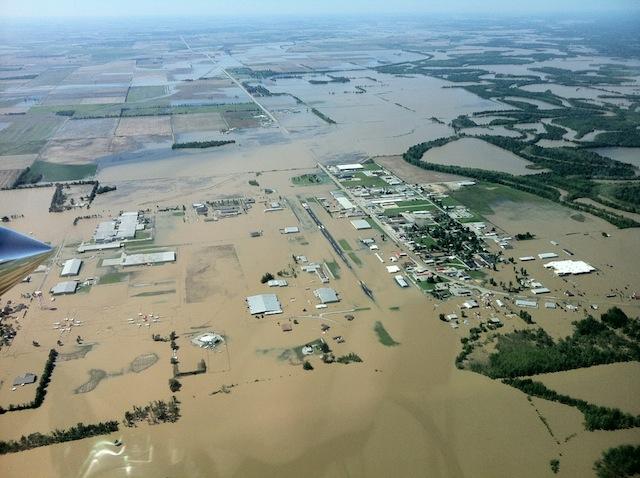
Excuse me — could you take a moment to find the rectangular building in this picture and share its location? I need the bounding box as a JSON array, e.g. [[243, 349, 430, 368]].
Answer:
[[60, 258, 82, 277], [351, 219, 372, 230], [50, 281, 78, 295], [246, 294, 282, 315]]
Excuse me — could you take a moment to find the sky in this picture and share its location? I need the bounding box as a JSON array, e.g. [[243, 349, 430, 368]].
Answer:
[[1, 0, 639, 18]]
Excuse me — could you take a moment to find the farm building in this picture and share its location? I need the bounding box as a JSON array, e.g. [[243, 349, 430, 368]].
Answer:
[[246, 294, 282, 315], [350, 219, 372, 230], [50, 281, 78, 295], [314, 287, 340, 304], [60, 258, 82, 277], [336, 164, 364, 171], [13, 373, 37, 386]]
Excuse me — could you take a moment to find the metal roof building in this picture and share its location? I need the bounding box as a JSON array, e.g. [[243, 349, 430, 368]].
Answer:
[[515, 298, 538, 308], [544, 260, 595, 276], [314, 287, 340, 304], [13, 373, 37, 386], [246, 294, 282, 315], [538, 252, 558, 260], [122, 251, 175, 267], [50, 281, 78, 295], [351, 219, 372, 230], [60, 258, 82, 277], [337, 164, 364, 171], [281, 226, 300, 234]]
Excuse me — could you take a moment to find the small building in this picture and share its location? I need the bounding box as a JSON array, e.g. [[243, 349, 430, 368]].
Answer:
[[519, 256, 535, 262], [314, 287, 340, 304], [531, 287, 551, 295], [267, 279, 288, 287], [281, 226, 300, 234], [386, 265, 400, 274], [121, 251, 176, 267], [538, 252, 558, 260], [495, 299, 505, 308], [515, 298, 538, 309], [50, 281, 78, 295], [60, 258, 82, 277], [445, 314, 459, 322], [281, 323, 293, 332], [335, 196, 356, 210], [545, 301, 557, 309], [13, 373, 37, 386], [350, 219, 372, 230], [394, 275, 409, 288], [246, 294, 282, 315], [249, 230, 263, 238], [462, 300, 479, 309], [336, 163, 364, 171]]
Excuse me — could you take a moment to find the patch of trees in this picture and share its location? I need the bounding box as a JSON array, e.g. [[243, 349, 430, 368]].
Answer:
[[172, 140, 235, 149], [466, 311, 640, 378], [0, 349, 57, 415], [503, 378, 640, 431], [48, 184, 66, 213], [260, 272, 274, 283], [310, 107, 336, 124], [612, 183, 640, 207], [515, 232, 535, 240], [123, 396, 180, 427], [593, 444, 640, 478], [0, 421, 119, 455], [96, 185, 117, 194], [336, 353, 363, 364]]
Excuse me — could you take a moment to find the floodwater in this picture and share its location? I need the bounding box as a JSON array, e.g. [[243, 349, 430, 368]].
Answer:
[[420, 137, 537, 175], [591, 147, 640, 168]]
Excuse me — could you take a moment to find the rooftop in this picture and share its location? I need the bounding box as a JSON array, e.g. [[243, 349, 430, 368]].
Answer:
[[246, 293, 282, 315], [314, 287, 340, 304], [60, 258, 82, 277]]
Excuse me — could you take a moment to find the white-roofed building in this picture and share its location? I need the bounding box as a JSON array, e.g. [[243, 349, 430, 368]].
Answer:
[[314, 287, 340, 304], [50, 281, 78, 295], [544, 260, 595, 276], [538, 252, 558, 260], [351, 219, 372, 230], [60, 258, 82, 277], [246, 294, 282, 315], [336, 164, 364, 171]]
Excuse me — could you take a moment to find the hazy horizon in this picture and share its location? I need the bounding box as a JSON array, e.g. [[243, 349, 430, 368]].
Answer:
[[1, 0, 639, 19]]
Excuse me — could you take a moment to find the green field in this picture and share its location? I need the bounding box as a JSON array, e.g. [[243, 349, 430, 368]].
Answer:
[[383, 203, 436, 217], [374, 321, 400, 346], [325, 260, 340, 279], [348, 251, 362, 266], [0, 114, 64, 155], [338, 239, 352, 251], [126, 86, 168, 103], [99, 272, 129, 285], [342, 172, 388, 188], [21, 160, 97, 182], [450, 182, 543, 216]]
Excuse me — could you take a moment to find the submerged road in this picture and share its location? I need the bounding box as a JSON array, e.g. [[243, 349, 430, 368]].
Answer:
[[179, 36, 289, 135]]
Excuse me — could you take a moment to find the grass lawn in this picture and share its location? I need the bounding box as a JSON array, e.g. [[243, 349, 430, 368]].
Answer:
[[338, 239, 352, 251], [348, 251, 362, 266], [99, 271, 129, 285], [362, 162, 383, 171], [325, 260, 340, 279], [374, 321, 400, 346], [22, 160, 97, 182], [450, 182, 546, 217], [342, 172, 388, 188], [0, 113, 64, 155]]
